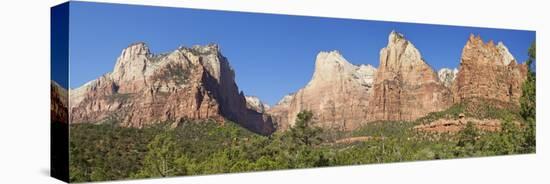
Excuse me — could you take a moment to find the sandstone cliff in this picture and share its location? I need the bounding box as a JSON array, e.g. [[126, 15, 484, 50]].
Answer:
[[245, 96, 270, 113], [51, 80, 68, 124], [70, 43, 274, 135], [451, 35, 528, 107], [268, 51, 377, 131], [67, 32, 529, 134], [438, 68, 458, 88], [367, 31, 453, 121]]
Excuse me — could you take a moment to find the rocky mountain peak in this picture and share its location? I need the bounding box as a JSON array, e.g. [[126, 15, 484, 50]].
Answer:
[[464, 35, 517, 66], [467, 34, 483, 45], [438, 68, 458, 87], [380, 31, 424, 73], [245, 96, 270, 113], [269, 50, 378, 131], [368, 31, 451, 121], [70, 42, 275, 135], [315, 50, 355, 71], [120, 42, 151, 60], [496, 42, 516, 65], [111, 42, 152, 83], [388, 30, 406, 45], [190, 43, 220, 54], [309, 50, 357, 87], [453, 34, 527, 106]]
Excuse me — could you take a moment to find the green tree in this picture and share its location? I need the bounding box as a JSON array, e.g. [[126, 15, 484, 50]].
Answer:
[[457, 122, 479, 147], [134, 132, 186, 178], [520, 41, 536, 152], [498, 118, 524, 154], [521, 41, 536, 119], [289, 110, 323, 147]]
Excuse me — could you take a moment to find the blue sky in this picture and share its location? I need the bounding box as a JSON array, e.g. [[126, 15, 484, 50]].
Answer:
[[66, 1, 535, 105]]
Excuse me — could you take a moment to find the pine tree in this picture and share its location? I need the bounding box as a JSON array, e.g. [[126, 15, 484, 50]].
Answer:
[[289, 110, 323, 147], [134, 132, 186, 178], [520, 41, 536, 152], [457, 121, 479, 147]]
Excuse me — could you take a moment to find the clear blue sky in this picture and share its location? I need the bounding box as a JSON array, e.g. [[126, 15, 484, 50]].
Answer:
[[66, 1, 535, 105]]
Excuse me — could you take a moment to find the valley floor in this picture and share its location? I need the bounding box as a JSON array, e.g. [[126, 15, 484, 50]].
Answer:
[[68, 102, 535, 182]]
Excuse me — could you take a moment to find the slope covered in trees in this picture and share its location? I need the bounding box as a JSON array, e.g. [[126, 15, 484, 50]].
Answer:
[[69, 41, 536, 182]]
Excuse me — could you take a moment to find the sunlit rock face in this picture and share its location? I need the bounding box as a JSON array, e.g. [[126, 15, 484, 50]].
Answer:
[[245, 96, 270, 113], [438, 68, 458, 88], [367, 31, 453, 122], [70, 43, 274, 135], [51, 81, 68, 124], [451, 34, 528, 107], [269, 51, 377, 131]]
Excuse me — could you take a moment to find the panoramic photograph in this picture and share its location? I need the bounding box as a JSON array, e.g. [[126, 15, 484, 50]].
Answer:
[[50, 1, 536, 182]]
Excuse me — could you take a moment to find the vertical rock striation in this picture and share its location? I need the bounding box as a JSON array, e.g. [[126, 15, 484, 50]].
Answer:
[[451, 34, 528, 107], [269, 51, 377, 131], [69, 43, 274, 135], [367, 31, 453, 121]]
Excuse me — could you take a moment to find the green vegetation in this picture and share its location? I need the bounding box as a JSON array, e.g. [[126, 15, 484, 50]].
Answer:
[[69, 41, 536, 182], [70, 102, 535, 182], [520, 41, 536, 152]]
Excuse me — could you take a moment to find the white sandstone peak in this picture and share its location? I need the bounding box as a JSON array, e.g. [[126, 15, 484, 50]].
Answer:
[[381, 31, 424, 68], [388, 30, 405, 45], [437, 67, 458, 87], [354, 64, 377, 87], [496, 42, 516, 65], [191, 43, 220, 54], [276, 94, 295, 106], [120, 42, 151, 60], [111, 42, 153, 82], [314, 50, 356, 76], [245, 96, 270, 113]]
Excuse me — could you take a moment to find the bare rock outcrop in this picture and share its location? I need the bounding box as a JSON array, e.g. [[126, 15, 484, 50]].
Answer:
[[413, 114, 503, 133], [367, 31, 453, 121], [268, 51, 377, 131], [451, 35, 528, 107], [245, 96, 270, 113], [70, 43, 274, 135], [51, 80, 68, 124], [438, 68, 458, 88]]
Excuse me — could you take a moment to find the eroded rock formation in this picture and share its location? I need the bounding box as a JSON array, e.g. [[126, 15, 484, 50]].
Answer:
[[268, 51, 377, 131], [67, 31, 529, 134], [245, 96, 270, 113], [51, 80, 68, 124], [452, 35, 528, 107], [70, 43, 274, 135], [438, 68, 458, 88], [366, 31, 453, 121]]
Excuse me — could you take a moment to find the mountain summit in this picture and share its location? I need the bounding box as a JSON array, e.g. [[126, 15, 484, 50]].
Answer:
[[367, 31, 453, 121], [452, 34, 527, 107], [70, 43, 275, 135], [68, 31, 529, 134], [269, 50, 377, 131]]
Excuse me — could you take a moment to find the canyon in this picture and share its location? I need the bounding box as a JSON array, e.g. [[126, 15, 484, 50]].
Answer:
[[64, 31, 528, 134]]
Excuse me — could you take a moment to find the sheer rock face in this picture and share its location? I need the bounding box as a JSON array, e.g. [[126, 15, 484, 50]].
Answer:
[[451, 35, 528, 107], [367, 31, 453, 121], [268, 51, 377, 131], [51, 81, 68, 124], [438, 68, 458, 88], [245, 96, 270, 113], [69, 43, 274, 135]]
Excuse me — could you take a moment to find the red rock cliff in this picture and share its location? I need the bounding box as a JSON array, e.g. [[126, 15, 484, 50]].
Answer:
[[367, 31, 453, 121], [70, 43, 274, 135], [452, 34, 528, 107]]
